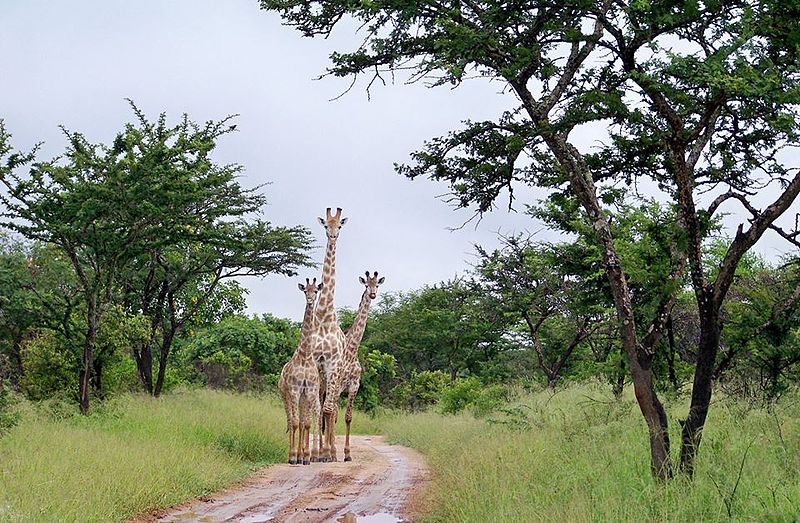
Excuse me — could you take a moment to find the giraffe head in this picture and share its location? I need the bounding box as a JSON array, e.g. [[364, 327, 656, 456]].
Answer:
[[297, 277, 323, 305], [317, 207, 348, 240], [359, 271, 385, 300]]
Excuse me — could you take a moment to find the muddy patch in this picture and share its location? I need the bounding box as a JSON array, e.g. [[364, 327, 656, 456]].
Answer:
[[134, 435, 430, 523]]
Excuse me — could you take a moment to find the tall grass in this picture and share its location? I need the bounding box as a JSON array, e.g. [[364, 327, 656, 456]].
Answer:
[[1, 385, 797, 522], [0, 390, 289, 522], [379, 383, 800, 522]]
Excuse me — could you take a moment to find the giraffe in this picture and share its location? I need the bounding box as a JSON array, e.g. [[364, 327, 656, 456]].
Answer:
[[341, 271, 384, 461], [278, 278, 323, 465], [311, 207, 348, 462]]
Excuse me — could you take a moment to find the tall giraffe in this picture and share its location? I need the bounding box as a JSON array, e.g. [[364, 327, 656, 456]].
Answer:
[[278, 278, 323, 465], [341, 271, 384, 461], [312, 207, 348, 462]]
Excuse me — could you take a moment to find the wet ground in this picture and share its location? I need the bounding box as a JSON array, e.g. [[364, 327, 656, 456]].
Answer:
[[136, 436, 430, 523]]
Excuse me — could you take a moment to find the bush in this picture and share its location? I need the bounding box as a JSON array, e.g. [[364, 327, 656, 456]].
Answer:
[[0, 382, 18, 434], [391, 370, 450, 411], [439, 377, 483, 414], [179, 315, 298, 389], [439, 378, 509, 416], [20, 331, 77, 400], [356, 349, 397, 412]]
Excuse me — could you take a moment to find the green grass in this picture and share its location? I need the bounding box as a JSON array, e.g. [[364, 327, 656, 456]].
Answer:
[[0, 389, 290, 522], [1, 385, 798, 522], [378, 383, 800, 522]]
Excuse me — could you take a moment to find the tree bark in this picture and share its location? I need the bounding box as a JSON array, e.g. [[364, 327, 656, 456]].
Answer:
[[79, 293, 98, 415], [153, 329, 175, 397], [679, 305, 720, 475], [132, 342, 153, 394], [92, 358, 105, 401], [543, 130, 673, 480]]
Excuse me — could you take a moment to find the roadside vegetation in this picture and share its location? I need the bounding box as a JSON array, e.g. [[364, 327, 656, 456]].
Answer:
[[1, 385, 796, 522]]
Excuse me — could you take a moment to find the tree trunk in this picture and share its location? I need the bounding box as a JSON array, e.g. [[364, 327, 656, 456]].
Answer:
[[9, 333, 24, 389], [153, 329, 175, 397], [79, 294, 98, 415], [679, 303, 720, 476], [132, 342, 153, 394], [92, 358, 105, 401], [666, 314, 680, 393]]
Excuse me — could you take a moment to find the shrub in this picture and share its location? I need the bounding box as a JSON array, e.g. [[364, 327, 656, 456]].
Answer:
[[179, 315, 298, 389], [439, 377, 482, 414], [391, 370, 450, 411], [439, 378, 509, 416], [0, 381, 18, 434], [356, 349, 397, 412], [20, 331, 77, 400]]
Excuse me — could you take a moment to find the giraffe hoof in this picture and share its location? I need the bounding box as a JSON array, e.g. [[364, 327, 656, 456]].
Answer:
[[310, 457, 319, 463], [344, 456, 352, 462], [288, 459, 297, 465], [302, 460, 310, 465]]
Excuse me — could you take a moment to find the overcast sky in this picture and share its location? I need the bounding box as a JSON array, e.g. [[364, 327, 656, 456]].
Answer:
[[2, 1, 797, 321]]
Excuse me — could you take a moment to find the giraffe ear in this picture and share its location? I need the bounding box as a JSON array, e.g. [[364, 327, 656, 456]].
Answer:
[[317, 217, 325, 226], [359, 276, 367, 284], [340, 217, 348, 225], [298, 283, 305, 291], [377, 277, 385, 284]]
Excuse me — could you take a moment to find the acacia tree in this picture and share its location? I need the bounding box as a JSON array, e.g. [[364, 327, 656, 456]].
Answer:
[[0, 105, 313, 412], [367, 280, 506, 381], [476, 236, 603, 388], [260, 0, 800, 478]]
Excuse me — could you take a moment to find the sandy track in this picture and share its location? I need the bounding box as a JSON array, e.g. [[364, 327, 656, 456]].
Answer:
[[138, 435, 430, 523]]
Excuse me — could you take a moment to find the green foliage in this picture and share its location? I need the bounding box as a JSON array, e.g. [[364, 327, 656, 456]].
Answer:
[[391, 370, 450, 411], [439, 377, 508, 416], [1, 103, 313, 409], [365, 279, 506, 381], [20, 331, 76, 401], [179, 314, 299, 389], [0, 380, 18, 434], [380, 384, 800, 521], [0, 390, 288, 522], [355, 348, 397, 412]]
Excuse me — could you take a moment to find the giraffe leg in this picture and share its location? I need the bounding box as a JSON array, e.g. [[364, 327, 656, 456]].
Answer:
[[300, 400, 311, 465], [310, 393, 321, 463], [344, 388, 356, 462], [322, 386, 338, 463], [289, 415, 299, 465]]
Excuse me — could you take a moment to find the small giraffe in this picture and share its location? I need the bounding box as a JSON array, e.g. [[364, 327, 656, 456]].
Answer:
[[311, 207, 348, 462], [341, 271, 384, 462], [278, 278, 323, 465]]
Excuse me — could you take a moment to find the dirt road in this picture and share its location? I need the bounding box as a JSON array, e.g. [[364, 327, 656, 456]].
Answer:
[[142, 435, 430, 523]]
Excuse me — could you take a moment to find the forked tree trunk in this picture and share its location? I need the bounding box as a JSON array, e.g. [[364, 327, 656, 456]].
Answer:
[[679, 306, 720, 475]]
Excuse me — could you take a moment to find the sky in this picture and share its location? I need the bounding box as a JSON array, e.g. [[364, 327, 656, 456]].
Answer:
[[1, 1, 797, 321]]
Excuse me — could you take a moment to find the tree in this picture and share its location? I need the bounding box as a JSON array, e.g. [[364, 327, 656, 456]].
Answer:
[[180, 314, 300, 388], [476, 236, 602, 388], [260, 0, 800, 479], [366, 279, 506, 381], [1, 103, 313, 411]]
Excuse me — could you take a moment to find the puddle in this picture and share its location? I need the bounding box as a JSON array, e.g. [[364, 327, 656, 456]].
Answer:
[[337, 512, 401, 523], [170, 512, 215, 522], [238, 514, 273, 523]]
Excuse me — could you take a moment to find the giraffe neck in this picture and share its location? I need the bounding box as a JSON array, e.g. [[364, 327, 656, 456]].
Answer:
[[296, 300, 316, 360], [315, 235, 338, 325], [345, 289, 372, 355]]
